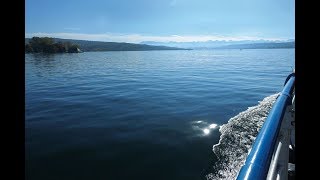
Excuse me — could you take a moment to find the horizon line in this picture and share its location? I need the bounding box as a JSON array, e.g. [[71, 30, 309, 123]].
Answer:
[[25, 32, 294, 44]]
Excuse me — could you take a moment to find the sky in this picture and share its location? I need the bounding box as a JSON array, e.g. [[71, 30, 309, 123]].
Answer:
[[25, 0, 295, 43]]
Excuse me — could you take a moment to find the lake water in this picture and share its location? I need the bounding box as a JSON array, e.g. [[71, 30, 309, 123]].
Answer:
[[25, 49, 294, 180]]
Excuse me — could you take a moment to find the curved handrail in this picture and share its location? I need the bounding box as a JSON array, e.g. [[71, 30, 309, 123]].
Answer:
[[236, 73, 295, 180]]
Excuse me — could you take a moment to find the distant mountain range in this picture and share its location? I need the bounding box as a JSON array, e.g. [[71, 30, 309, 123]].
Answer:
[[216, 42, 295, 49], [140, 40, 295, 49], [25, 38, 190, 52], [25, 38, 295, 51]]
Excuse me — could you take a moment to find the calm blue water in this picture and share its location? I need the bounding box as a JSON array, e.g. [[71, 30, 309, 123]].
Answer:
[[25, 49, 294, 180]]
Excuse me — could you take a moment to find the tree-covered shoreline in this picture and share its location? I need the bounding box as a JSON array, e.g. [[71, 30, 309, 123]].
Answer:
[[25, 37, 82, 53], [25, 37, 191, 52]]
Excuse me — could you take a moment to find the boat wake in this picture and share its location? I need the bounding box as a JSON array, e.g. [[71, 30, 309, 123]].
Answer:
[[205, 93, 280, 180]]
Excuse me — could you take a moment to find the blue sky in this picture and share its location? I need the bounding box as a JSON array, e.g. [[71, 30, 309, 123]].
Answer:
[[25, 0, 295, 43]]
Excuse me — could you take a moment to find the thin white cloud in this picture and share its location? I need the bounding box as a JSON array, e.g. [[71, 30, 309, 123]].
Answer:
[[25, 32, 289, 43]]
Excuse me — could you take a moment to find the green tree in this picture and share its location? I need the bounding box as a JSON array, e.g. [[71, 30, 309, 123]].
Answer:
[[25, 44, 33, 53], [29, 37, 42, 52], [54, 42, 67, 53], [26, 37, 81, 53], [68, 44, 80, 53]]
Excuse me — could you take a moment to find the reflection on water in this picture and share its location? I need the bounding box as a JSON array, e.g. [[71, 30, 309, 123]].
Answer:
[[26, 49, 294, 180], [203, 129, 210, 135], [191, 120, 219, 136], [209, 124, 218, 129]]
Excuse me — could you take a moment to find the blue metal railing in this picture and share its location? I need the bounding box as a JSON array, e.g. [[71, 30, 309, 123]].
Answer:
[[236, 73, 295, 180]]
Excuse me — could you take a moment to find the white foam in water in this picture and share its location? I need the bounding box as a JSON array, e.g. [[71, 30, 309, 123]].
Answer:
[[205, 93, 280, 180]]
